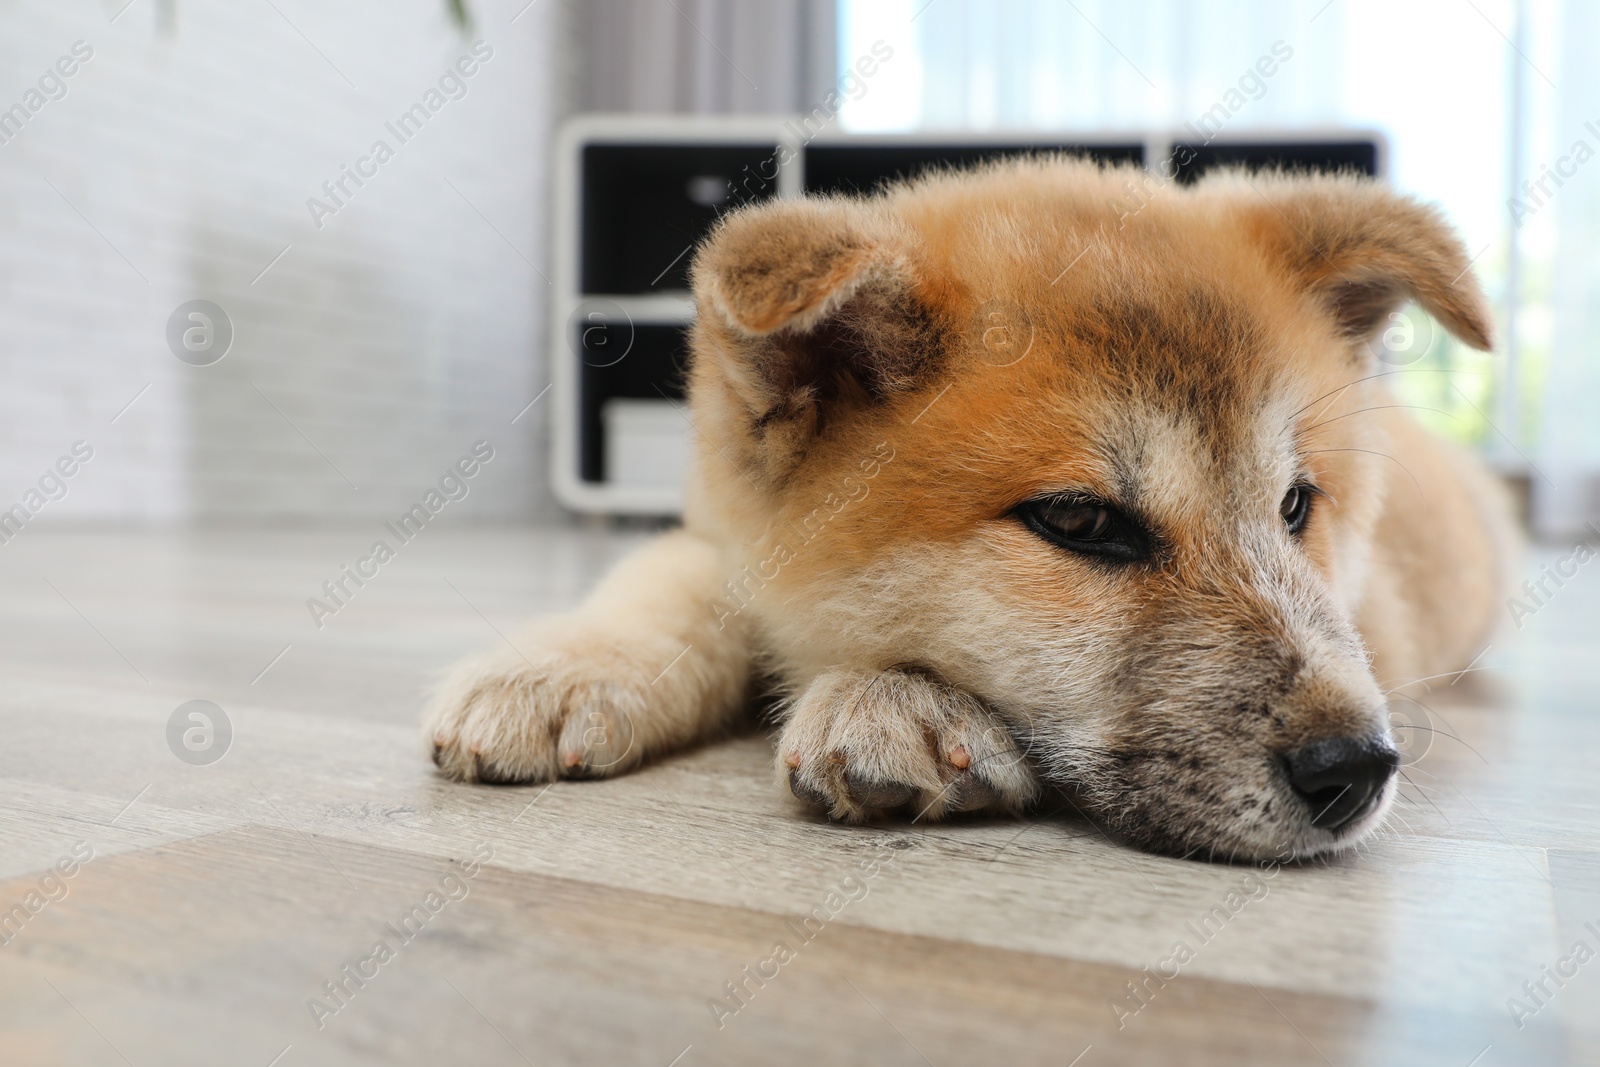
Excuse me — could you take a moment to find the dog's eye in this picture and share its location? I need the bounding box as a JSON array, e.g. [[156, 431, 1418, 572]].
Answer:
[[1015, 496, 1148, 562], [1045, 501, 1110, 540], [1281, 484, 1315, 535]]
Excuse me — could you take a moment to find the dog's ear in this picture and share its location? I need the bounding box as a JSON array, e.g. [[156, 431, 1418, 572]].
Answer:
[[690, 197, 947, 479], [1239, 176, 1494, 352]]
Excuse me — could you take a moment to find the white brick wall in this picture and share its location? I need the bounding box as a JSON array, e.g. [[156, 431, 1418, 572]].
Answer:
[[0, 0, 563, 521]]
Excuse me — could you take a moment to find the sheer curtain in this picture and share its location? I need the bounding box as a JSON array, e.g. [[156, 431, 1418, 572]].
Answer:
[[574, 0, 836, 114], [838, 0, 1600, 538], [1536, 0, 1600, 536]]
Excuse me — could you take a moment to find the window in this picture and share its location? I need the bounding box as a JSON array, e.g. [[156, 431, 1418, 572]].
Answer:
[[839, 0, 1600, 534]]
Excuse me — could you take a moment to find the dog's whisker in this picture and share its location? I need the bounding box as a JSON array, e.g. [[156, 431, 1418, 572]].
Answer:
[[1385, 693, 1489, 764], [1397, 770, 1453, 825], [1300, 447, 1429, 508], [1290, 366, 1467, 425], [1301, 402, 1462, 437], [1384, 663, 1492, 695]]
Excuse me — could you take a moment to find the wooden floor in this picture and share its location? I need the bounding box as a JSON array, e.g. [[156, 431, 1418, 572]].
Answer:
[[1, 523, 1597, 1066]]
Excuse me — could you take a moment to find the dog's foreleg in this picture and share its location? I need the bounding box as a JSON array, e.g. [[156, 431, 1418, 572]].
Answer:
[[426, 529, 752, 783]]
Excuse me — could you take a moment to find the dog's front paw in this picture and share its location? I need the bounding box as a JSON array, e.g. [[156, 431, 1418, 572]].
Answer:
[[777, 668, 1040, 821], [425, 622, 651, 784]]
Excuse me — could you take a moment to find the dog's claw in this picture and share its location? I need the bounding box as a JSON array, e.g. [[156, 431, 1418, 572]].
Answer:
[[788, 767, 832, 809], [844, 771, 915, 810], [949, 773, 1001, 813], [474, 751, 524, 785]]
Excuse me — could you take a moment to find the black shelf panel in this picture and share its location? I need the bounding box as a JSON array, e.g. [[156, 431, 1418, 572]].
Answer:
[[575, 319, 691, 483], [801, 141, 1147, 197], [1169, 139, 1379, 185], [581, 143, 782, 294]]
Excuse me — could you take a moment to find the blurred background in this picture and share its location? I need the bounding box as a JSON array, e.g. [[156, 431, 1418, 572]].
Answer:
[[1, 0, 1596, 535]]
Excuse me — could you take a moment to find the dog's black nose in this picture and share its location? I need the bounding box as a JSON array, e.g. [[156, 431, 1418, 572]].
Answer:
[[1285, 736, 1399, 831]]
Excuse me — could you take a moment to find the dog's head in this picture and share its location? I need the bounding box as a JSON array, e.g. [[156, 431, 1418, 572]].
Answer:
[[687, 159, 1492, 860]]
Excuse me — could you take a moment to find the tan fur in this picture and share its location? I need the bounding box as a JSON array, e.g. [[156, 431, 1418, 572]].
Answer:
[[425, 158, 1515, 861]]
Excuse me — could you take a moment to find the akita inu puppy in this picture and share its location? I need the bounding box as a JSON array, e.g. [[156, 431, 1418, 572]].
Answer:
[[425, 158, 1515, 861]]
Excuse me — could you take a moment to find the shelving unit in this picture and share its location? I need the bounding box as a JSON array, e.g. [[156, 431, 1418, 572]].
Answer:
[[549, 115, 1384, 515]]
